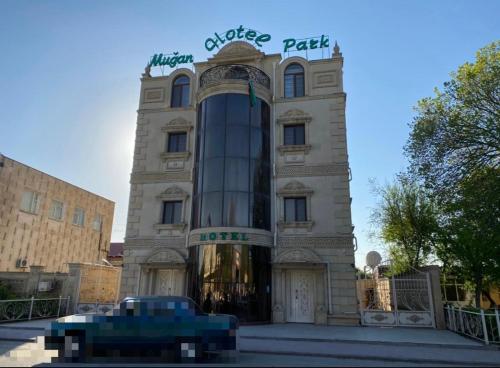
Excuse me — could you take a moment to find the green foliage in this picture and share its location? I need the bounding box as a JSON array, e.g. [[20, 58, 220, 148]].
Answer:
[[371, 175, 439, 273], [406, 41, 500, 200], [0, 282, 17, 300], [405, 41, 500, 307]]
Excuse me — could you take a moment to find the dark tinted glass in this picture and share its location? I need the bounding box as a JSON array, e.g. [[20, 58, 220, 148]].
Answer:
[[167, 132, 187, 152], [171, 75, 190, 108], [284, 64, 305, 98], [284, 197, 306, 222], [225, 158, 249, 192], [188, 244, 271, 322], [284, 124, 305, 145], [202, 158, 224, 192], [200, 192, 222, 227], [162, 201, 182, 224], [192, 93, 270, 230], [223, 192, 249, 227]]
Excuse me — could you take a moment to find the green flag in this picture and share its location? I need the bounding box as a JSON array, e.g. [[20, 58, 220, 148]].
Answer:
[[248, 80, 257, 107]]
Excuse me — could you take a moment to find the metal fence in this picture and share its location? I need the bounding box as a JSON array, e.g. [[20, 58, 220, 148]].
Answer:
[[445, 305, 500, 345], [0, 296, 70, 323]]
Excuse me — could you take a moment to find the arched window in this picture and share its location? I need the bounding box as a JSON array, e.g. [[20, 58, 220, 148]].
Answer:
[[284, 63, 305, 98], [171, 75, 190, 108]]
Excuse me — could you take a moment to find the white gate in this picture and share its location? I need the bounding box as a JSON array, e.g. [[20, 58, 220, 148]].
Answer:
[[359, 264, 435, 328]]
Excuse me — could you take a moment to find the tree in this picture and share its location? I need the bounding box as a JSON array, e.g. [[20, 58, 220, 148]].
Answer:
[[406, 41, 500, 200], [440, 168, 500, 308], [371, 176, 439, 273]]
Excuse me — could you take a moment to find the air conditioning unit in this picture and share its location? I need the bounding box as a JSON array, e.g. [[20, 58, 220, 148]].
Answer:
[[15, 259, 28, 268], [38, 281, 53, 292]]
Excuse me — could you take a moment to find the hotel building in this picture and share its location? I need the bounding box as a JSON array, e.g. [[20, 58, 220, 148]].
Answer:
[[121, 40, 358, 325]]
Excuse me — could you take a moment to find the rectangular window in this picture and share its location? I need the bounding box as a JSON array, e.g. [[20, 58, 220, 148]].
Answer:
[[167, 132, 187, 152], [49, 200, 64, 220], [162, 201, 182, 224], [284, 197, 307, 222], [284, 124, 305, 145], [72, 207, 85, 227], [93, 214, 103, 231], [20, 191, 40, 214]]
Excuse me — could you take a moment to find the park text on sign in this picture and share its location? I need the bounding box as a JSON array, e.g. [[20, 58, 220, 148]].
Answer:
[[148, 52, 194, 68], [199, 232, 249, 241], [283, 35, 329, 53], [205, 25, 271, 51]]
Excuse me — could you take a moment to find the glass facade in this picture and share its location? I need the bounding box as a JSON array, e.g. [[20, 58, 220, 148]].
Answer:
[[188, 244, 271, 323], [191, 93, 271, 230], [189, 92, 272, 322]]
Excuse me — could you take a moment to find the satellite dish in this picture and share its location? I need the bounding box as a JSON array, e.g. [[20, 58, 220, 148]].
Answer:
[[366, 251, 382, 269]]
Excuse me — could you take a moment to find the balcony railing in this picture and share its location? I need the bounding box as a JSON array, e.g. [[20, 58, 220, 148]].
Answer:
[[0, 296, 70, 323], [199, 64, 270, 90]]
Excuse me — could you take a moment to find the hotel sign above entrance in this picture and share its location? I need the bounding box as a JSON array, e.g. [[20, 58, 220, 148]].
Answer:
[[199, 232, 249, 242]]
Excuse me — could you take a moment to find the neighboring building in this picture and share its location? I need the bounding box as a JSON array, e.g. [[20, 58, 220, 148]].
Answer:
[[107, 242, 124, 267], [0, 154, 115, 273], [121, 41, 358, 325]]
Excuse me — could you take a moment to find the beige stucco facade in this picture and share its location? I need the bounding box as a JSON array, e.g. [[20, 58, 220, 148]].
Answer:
[[121, 41, 359, 325], [0, 155, 115, 273]]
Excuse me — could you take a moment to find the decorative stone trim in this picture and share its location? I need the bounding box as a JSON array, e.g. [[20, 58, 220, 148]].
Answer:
[[277, 144, 312, 155], [160, 152, 190, 161], [156, 186, 189, 201], [130, 171, 191, 184], [278, 220, 314, 232], [276, 109, 312, 125], [153, 223, 187, 232], [275, 92, 346, 104], [276, 163, 348, 178], [273, 247, 323, 264], [143, 248, 186, 264], [161, 117, 193, 133], [277, 180, 314, 196], [277, 236, 354, 248], [124, 237, 187, 248]]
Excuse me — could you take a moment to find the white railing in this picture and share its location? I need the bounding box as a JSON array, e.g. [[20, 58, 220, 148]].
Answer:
[[445, 305, 500, 345], [0, 296, 70, 323]]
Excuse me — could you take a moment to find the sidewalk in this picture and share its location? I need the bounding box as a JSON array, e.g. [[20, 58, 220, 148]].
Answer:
[[240, 323, 482, 347]]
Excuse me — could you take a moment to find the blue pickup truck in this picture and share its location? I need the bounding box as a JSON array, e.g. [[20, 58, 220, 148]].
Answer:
[[44, 296, 239, 363]]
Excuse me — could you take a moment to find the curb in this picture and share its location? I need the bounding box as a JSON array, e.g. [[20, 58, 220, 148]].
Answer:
[[241, 349, 499, 366], [240, 335, 490, 350]]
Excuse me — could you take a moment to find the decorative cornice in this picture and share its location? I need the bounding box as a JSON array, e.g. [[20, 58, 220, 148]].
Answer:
[[160, 151, 191, 161], [124, 237, 187, 248], [277, 180, 313, 196], [277, 236, 354, 248], [275, 92, 346, 104], [274, 247, 323, 264], [277, 109, 312, 124], [156, 185, 190, 200], [130, 171, 192, 184], [161, 117, 193, 132], [153, 223, 187, 232], [143, 248, 186, 264], [276, 164, 348, 178]]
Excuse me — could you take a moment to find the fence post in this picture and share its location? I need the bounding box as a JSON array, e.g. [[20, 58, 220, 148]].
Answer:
[[458, 307, 464, 333], [66, 296, 71, 315], [28, 296, 34, 320], [480, 309, 489, 345], [391, 275, 398, 326], [495, 308, 500, 341], [57, 295, 62, 317]]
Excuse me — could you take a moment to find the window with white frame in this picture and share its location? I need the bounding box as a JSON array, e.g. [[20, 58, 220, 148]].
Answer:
[[20, 191, 40, 214], [72, 207, 85, 227], [92, 214, 103, 231], [49, 200, 64, 220]]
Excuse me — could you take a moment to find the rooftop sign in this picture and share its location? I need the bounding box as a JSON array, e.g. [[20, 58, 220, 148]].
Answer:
[[283, 35, 329, 53], [205, 25, 271, 52], [148, 52, 194, 68]]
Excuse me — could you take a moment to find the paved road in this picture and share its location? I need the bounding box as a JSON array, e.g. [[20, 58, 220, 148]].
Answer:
[[1, 319, 499, 366]]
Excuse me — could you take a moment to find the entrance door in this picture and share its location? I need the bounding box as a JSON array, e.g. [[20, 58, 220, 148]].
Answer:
[[155, 269, 183, 296], [289, 271, 315, 323]]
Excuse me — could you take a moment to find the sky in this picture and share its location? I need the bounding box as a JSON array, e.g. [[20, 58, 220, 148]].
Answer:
[[0, 0, 498, 267]]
